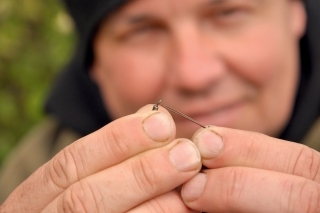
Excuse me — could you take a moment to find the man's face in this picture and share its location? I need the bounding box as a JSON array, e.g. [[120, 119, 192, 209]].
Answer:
[[91, 0, 306, 139]]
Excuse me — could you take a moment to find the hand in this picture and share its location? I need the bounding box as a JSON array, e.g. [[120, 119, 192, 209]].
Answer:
[[0, 105, 202, 213], [181, 126, 320, 213]]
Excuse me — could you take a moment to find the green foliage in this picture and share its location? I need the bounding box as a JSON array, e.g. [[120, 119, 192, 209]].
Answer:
[[0, 0, 76, 165]]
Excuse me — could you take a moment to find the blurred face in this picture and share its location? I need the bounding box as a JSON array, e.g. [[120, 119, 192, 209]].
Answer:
[[91, 0, 306, 139]]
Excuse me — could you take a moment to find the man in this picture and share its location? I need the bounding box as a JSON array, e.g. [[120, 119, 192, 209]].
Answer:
[[1, 0, 320, 212]]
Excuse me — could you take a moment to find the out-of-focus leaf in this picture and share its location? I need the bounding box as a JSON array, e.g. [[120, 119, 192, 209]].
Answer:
[[0, 0, 76, 165]]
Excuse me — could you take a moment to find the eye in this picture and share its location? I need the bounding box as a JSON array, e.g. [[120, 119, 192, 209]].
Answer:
[[203, 6, 251, 28], [116, 23, 167, 45], [131, 22, 164, 35], [132, 25, 155, 34], [216, 7, 248, 19], [120, 24, 164, 41]]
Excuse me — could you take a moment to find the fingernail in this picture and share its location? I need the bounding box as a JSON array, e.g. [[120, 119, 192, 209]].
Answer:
[[182, 173, 207, 202], [143, 112, 172, 142], [195, 129, 223, 159], [169, 140, 201, 172]]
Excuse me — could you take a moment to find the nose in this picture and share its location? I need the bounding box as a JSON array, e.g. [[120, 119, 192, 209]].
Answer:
[[168, 27, 225, 97]]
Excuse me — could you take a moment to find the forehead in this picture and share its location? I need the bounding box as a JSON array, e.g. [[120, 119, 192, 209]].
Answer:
[[103, 0, 283, 27]]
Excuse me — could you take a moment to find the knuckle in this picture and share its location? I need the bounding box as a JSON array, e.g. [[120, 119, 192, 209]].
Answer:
[[237, 131, 272, 168], [302, 181, 320, 213], [286, 179, 320, 213], [130, 157, 158, 195], [242, 132, 265, 164], [46, 147, 80, 190], [103, 124, 130, 161], [60, 180, 99, 213], [222, 167, 250, 207], [293, 145, 320, 182]]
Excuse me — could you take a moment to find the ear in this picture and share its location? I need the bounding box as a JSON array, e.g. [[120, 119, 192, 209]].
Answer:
[[290, 0, 307, 39]]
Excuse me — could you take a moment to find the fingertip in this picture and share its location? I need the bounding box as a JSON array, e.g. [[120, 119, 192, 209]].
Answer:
[[168, 139, 202, 172], [181, 172, 207, 203], [192, 126, 224, 160], [136, 104, 173, 118], [143, 112, 175, 142], [191, 125, 219, 141], [136, 104, 157, 113]]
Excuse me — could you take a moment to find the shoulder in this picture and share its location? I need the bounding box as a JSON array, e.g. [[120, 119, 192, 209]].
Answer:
[[0, 116, 81, 203], [11, 116, 81, 159], [302, 117, 320, 152]]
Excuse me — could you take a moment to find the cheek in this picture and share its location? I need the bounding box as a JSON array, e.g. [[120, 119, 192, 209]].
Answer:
[[221, 21, 299, 101], [222, 24, 299, 135], [225, 27, 288, 85], [97, 46, 167, 116], [113, 50, 164, 98]]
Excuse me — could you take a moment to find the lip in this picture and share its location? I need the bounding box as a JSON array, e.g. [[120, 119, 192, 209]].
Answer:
[[172, 99, 246, 127]]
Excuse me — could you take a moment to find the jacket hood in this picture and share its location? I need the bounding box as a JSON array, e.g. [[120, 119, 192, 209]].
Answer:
[[46, 0, 320, 142], [279, 0, 320, 141]]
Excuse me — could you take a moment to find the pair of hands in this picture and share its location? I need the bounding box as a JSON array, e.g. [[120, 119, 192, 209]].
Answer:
[[1, 105, 320, 213]]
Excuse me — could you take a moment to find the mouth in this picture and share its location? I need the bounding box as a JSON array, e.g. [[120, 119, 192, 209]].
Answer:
[[172, 100, 246, 127]]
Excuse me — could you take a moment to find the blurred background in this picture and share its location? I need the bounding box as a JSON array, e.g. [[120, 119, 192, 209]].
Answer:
[[0, 0, 76, 166]]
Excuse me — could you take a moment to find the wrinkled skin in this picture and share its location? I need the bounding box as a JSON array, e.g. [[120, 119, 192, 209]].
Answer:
[[2, 0, 320, 213]]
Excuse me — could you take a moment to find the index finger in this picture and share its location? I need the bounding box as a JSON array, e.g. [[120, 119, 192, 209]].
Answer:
[[1, 105, 175, 212], [193, 126, 320, 182]]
